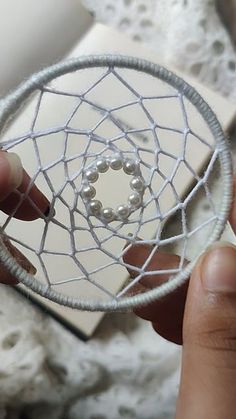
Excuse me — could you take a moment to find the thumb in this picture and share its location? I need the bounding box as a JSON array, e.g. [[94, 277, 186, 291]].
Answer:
[[176, 242, 236, 419]]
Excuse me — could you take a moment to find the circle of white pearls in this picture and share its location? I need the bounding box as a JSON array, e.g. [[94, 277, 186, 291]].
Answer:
[[81, 155, 145, 223]]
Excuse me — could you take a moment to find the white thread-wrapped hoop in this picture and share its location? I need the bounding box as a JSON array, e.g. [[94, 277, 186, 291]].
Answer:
[[0, 55, 233, 312]]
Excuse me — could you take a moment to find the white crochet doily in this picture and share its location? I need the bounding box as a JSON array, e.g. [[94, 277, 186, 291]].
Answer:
[[1, 1, 236, 418], [82, 0, 236, 100]]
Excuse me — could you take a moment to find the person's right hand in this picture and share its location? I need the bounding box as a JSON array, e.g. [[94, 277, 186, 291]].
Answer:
[[123, 176, 236, 419]]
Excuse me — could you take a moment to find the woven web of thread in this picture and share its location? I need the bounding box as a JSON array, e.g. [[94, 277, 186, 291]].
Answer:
[[0, 66, 219, 302]]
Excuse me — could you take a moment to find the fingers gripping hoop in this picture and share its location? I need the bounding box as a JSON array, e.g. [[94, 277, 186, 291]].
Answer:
[[0, 55, 233, 312]]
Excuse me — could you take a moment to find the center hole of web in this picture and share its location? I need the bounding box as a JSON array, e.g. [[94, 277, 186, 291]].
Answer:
[[95, 169, 132, 208]]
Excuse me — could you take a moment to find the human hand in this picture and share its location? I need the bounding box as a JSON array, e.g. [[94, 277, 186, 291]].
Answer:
[[123, 176, 236, 419], [0, 151, 51, 284]]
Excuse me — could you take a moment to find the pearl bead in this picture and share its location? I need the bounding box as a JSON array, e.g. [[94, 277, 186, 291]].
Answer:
[[81, 184, 96, 200], [128, 192, 142, 208], [88, 199, 102, 215], [109, 155, 123, 170], [116, 205, 130, 219], [96, 158, 109, 173], [85, 168, 99, 183], [130, 176, 145, 192], [123, 159, 138, 175], [101, 207, 115, 222]]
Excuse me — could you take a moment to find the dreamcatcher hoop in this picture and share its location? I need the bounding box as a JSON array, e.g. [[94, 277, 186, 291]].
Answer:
[[0, 55, 233, 311]]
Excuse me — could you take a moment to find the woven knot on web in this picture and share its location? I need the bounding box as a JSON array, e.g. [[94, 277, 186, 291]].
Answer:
[[0, 55, 232, 311]]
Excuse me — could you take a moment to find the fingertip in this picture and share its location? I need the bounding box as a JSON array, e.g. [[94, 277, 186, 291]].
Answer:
[[200, 242, 236, 293], [123, 242, 151, 266], [0, 170, 53, 221], [5, 152, 24, 190], [152, 321, 183, 345], [0, 152, 23, 201]]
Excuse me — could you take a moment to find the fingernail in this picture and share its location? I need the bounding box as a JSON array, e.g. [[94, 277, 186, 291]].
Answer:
[[201, 242, 236, 292], [44, 205, 56, 218], [4, 153, 23, 189]]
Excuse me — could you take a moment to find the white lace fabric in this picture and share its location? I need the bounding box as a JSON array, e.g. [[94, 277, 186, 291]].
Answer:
[[82, 0, 236, 100]]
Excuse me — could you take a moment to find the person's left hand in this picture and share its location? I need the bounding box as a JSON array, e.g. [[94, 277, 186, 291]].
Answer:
[[0, 151, 51, 284]]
